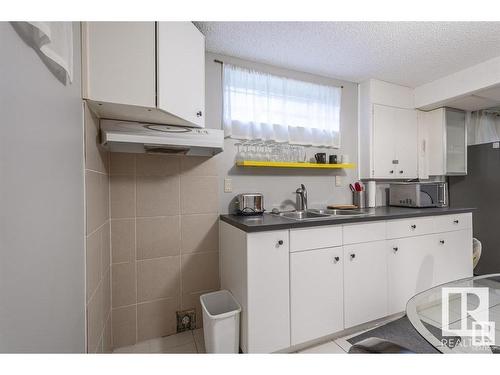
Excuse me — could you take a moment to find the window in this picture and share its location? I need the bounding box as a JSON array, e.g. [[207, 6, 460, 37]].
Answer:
[[223, 64, 341, 148]]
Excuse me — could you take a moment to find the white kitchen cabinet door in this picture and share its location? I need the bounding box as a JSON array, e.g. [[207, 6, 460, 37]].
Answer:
[[419, 108, 446, 176], [394, 108, 418, 178], [372, 104, 418, 178], [343, 241, 388, 328], [247, 230, 290, 353], [290, 247, 344, 345], [157, 22, 205, 128], [82, 22, 156, 107], [387, 235, 436, 315], [433, 229, 473, 286], [373, 104, 397, 178]]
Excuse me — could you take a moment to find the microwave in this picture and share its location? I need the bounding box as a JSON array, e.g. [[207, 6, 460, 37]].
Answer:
[[389, 182, 448, 208]]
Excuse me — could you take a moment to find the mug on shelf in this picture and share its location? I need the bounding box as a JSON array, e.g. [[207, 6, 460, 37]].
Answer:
[[329, 155, 338, 164], [314, 153, 327, 164]]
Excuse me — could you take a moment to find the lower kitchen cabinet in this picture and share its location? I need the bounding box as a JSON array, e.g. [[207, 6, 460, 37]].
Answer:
[[433, 229, 473, 286], [343, 241, 388, 328], [290, 247, 344, 345], [220, 212, 473, 352], [220, 222, 290, 353], [387, 235, 436, 315], [387, 230, 473, 315]]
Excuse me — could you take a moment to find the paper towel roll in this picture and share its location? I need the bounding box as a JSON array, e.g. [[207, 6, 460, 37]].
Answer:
[[367, 181, 376, 208]]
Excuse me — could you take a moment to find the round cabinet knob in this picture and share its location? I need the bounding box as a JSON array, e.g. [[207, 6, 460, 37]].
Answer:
[[399, 170, 404, 174], [277, 240, 284, 246], [389, 170, 394, 174], [393, 246, 399, 252], [350, 253, 356, 260], [440, 240, 445, 245], [454, 220, 459, 224], [411, 224, 417, 229], [333, 256, 340, 263], [196, 111, 203, 117]]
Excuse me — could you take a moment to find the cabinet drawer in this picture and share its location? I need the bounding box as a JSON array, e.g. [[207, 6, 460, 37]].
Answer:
[[290, 226, 342, 252], [386, 217, 434, 239], [343, 221, 386, 244], [433, 213, 472, 233]]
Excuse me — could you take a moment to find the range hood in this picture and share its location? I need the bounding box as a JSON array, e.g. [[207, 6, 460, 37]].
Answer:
[[100, 120, 224, 156]]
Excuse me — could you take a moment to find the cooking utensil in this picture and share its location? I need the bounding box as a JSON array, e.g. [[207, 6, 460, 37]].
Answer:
[[349, 184, 356, 192]]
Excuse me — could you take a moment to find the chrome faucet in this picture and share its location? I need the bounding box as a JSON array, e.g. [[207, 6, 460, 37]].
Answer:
[[295, 184, 308, 212]]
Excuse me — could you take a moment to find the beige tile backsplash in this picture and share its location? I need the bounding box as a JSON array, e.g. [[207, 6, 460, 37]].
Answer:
[[137, 256, 181, 302], [84, 104, 112, 353], [136, 176, 180, 217], [136, 216, 181, 259], [111, 219, 135, 263], [137, 297, 181, 342], [109, 153, 220, 349]]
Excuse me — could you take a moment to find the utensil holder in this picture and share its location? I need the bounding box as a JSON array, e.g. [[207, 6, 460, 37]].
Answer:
[[353, 191, 366, 208]]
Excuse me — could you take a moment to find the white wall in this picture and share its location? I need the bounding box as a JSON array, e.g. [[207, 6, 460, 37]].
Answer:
[[0, 22, 85, 352], [205, 53, 359, 213]]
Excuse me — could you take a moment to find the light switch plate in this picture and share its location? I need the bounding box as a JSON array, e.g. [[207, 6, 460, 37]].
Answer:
[[224, 178, 232, 193], [335, 176, 342, 187]]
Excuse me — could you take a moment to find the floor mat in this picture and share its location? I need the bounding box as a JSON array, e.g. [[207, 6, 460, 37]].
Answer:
[[347, 316, 440, 353]]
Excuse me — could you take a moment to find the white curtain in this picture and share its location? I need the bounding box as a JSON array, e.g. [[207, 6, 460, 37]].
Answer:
[[223, 64, 341, 148], [471, 110, 500, 144]]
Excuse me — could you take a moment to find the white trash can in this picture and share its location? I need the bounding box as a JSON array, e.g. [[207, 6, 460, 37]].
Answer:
[[200, 290, 241, 353]]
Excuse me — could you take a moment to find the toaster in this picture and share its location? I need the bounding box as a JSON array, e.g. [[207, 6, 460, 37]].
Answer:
[[235, 193, 265, 215], [389, 182, 448, 208]]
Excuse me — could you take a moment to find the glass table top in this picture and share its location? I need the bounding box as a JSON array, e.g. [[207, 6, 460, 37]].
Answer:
[[406, 274, 500, 353]]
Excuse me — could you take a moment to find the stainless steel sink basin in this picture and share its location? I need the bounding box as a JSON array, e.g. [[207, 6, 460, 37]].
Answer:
[[273, 208, 372, 221], [279, 211, 330, 220], [308, 208, 369, 216]]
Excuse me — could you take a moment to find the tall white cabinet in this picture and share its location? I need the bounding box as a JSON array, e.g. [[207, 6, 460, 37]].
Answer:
[[82, 22, 205, 128], [359, 79, 418, 179]]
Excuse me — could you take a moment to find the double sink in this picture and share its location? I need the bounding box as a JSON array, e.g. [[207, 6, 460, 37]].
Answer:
[[272, 208, 372, 221]]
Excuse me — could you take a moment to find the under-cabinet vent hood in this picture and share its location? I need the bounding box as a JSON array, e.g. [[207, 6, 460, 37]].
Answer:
[[100, 120, 224, 156]]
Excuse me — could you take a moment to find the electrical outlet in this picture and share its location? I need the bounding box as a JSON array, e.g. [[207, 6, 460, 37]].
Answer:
[[176, 309, 196, 333], [224, 178, 232, 193], [335, 176, 342, 187]]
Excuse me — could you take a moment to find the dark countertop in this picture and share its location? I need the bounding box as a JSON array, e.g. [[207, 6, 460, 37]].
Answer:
[[220, 206, 475, 233]]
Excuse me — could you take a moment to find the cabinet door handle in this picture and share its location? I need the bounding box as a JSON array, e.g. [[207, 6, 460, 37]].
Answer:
[[350, 253, 356, 260], [411, 224, 417, 230], [393, 246, 399, 252], [277, 240, 284, 246], [453, 220, 459, 224], [440, 240, 445, 245], [196, 111, 203, 117], [333, 256, 340, 263]]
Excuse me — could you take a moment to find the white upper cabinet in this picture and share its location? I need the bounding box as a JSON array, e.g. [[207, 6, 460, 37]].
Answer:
[[157, 22, 205, 128], [417, 107, 467, 176], [82, 22, 156, 107], [82, 22, 205, 128], [372, 104, 418, 178], [359, 79, 418, 179]]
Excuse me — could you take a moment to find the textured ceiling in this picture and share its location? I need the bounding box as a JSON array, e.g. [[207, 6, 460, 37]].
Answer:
[[195, 22, 500, 88]]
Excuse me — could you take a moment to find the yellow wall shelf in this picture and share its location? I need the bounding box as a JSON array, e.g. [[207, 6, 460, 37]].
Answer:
[[236, 161, 356, 169]]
